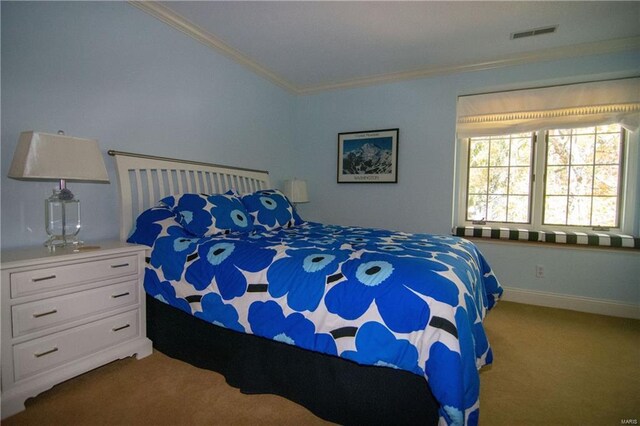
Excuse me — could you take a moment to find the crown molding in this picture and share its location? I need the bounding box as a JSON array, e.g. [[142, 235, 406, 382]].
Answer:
[[128, 1, 300, 94], [129, 2, 640, 96], [298, 36, 640, 94]]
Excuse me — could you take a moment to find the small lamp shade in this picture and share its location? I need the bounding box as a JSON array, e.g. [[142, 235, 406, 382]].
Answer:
[[8, 131, 110, 182], [283, 178, 309, 203]]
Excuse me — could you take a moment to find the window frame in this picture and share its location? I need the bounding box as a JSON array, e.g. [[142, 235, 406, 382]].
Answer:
[[464, 132, 536, 225], [540, 126, 626, 230], [454, 124, 638, 236]]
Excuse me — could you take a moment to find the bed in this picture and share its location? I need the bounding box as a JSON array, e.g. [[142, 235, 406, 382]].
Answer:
[[109, 150, 502, 426]]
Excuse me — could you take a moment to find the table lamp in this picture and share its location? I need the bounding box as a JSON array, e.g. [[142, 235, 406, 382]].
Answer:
[[8, 131, 110, 248], [283, 178, 309, 207]]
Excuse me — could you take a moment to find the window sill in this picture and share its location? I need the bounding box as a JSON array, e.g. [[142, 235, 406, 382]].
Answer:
[[453, 226, 640, 250]]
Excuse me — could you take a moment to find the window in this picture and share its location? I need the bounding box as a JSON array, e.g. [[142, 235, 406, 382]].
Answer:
[[466, 133, 534, 224], [455, 78, 639, 237], [459, 124, 633, 233], [543, 125, 624, 228]]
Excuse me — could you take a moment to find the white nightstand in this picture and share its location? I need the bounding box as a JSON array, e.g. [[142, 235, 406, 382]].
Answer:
[[1, 241, 153, 419]]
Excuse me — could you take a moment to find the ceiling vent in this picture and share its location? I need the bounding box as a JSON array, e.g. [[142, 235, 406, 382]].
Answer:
[[511, 25, 558, 40]]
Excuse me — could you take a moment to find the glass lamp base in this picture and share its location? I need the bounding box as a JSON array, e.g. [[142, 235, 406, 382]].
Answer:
[[44, 235, 83, 250], [45, 189, 82, 250]]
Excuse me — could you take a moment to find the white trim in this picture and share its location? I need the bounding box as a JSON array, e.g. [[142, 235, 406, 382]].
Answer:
[[501, 286, 640, 319], [128, 1, 640, 95], [300, 37, 640, 94]]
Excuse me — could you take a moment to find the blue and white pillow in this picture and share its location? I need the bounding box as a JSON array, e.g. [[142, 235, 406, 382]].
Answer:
[[241, 189, 304, 232], [127, 205, 179, 247], [161, 193, 253, 237]]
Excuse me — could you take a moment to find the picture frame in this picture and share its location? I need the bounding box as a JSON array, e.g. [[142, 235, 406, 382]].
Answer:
[[337, 128, 399, 183]]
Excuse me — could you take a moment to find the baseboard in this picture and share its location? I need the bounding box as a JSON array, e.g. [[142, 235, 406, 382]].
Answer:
[[501, 286, 640, 319]]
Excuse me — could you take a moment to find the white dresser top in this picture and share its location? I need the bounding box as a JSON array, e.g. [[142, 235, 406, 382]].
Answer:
[[1, 241, 147, 269]]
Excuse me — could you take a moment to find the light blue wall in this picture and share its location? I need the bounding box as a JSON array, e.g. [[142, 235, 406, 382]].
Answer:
[[1, 2, 295, 249], [292, 51, 640, 305], [2, 2, 638, 306]]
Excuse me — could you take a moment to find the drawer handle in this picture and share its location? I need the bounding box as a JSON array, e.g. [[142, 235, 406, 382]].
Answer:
[[112, 324, 131, 332], [34, 347, 59, 358], [32, 274, 56, 282], [110, 263, 130, 269], [33, 309, 58, 318], [111, 292, 131, 299]]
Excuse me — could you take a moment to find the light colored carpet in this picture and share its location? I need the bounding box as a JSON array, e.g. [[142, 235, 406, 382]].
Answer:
[[479, 302, 639, 425], [3, 301, 639, 425]]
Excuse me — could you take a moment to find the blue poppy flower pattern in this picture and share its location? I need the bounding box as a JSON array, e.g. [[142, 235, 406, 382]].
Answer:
[[160, 192, 253, 237], [162, 193, 214, 236], [248, 301, 337, 355], [136, 201, 502, 426], [209, 194, 253, 233], [267, 248, 351, 311], [325, 252, 458, 333], [241, 189, 304, 232], [144, 268, 192, 314], [150, 225, 202, 281], [341, 322, 424, 376], [127, 206, 176, 247], [185, 239, 277, 298], [195, 292, 245, 333]]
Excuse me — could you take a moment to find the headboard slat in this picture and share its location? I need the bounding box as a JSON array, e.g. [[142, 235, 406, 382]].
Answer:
[[205, 172, 214, 194], [157, 169, 166, 198], [146, 169, 155, 206], [176, 170, 185, 194], [134, 170, 144, 214], [109, 150, 270, 241], [214, 173, 222, 193], [167, 170, 176, 195]]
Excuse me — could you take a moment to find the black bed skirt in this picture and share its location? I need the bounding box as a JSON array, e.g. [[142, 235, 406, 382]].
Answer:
[[146, 295, 439, 425]]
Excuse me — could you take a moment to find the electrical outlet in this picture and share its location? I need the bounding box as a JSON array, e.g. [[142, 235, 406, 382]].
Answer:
[[535, 264, 545, 278]]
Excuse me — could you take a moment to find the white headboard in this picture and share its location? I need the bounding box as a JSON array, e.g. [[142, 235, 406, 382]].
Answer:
[[108, 150, 271, 241]]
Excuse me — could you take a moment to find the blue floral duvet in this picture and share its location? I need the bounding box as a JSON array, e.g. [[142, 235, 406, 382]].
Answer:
[[129, 206, 502, 426]]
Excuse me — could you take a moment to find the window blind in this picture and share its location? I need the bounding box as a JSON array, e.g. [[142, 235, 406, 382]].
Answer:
[[456, 77, 640, 138]]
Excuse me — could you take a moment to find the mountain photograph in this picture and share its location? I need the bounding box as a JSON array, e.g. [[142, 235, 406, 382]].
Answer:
[[342, 138, 393, 175]]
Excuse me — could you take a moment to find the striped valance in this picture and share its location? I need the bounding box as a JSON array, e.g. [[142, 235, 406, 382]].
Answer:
[[456, 77, 640, 138], [453, 226, 640, 249]]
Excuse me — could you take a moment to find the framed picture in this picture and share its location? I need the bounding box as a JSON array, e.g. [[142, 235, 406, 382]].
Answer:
[[337, 128, 399, 183]]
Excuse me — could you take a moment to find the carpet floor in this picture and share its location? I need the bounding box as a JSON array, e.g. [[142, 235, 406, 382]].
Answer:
[[3, 301, 639, 425]]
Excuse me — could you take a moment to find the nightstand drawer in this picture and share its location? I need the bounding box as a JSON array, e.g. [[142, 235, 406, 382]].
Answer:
[[13, 309, 139, 382], [11, 280, 139, 337], [10, 254, 138, 298]]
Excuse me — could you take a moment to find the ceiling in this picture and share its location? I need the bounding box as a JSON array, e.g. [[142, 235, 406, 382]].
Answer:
[[136, 1, 640, 94]]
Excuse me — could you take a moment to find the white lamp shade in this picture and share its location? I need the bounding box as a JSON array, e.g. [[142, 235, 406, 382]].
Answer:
[[283, 179, 309, 203], [8, 131, 110, 183]]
